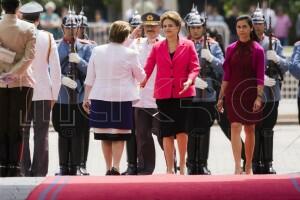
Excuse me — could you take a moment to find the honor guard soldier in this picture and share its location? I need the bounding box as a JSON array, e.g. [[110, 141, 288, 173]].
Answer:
[[0, 0, 36, 177], [128, 11, 143, 38], [184, 6, 224, 175], [74, 8, 96, 175], [77, 9, 97, 45], [251, 4, 289, 174], [52, 8, 92, 176], [19, 1, 61, 177], [289, 41, 300, 124]]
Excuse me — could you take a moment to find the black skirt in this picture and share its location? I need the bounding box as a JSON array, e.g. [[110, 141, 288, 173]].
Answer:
[[155, 98, 191, 138]]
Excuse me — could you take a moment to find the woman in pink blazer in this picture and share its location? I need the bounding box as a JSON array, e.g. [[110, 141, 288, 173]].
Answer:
[[142, 11, 200, 174]]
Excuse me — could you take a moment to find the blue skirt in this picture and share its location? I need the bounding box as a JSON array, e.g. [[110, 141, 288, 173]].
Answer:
[[89, 100, 133, 129]]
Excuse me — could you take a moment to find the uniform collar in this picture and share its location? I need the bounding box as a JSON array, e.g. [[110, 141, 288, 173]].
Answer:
[[192, 36, 205, 44]]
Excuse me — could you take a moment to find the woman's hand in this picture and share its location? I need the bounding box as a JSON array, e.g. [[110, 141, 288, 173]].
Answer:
[[82, 99, 91, 114], [140, 77, 147, 88], [253, 97, 262, 112], [179, 79, 193, 95], [217, 98, 224, 113]]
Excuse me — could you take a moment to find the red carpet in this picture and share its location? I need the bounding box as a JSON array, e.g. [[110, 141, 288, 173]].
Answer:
[[27, 174, 300, 200]]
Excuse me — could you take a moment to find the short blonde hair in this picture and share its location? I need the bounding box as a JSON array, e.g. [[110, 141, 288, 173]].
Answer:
[[160, 11, 182, 31], [109, 21, 131, 43]]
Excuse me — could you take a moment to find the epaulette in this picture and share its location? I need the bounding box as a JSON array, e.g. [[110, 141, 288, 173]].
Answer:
[[295, 41, 300, 46], [207, 37, 217, 44], [55, 39, 62, 44], [78, 38, 93, 45]]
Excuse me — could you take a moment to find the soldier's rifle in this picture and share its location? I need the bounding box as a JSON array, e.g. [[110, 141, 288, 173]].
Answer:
[[67, 7, 78, 104], [200, 0, 214, 97], [265, 16, 283, 100]]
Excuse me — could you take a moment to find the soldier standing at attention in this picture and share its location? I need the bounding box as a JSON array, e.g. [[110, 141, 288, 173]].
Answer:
[[289, 42, 300, 125], [52, 8, 92, 176], [74, 9, 97, 176], [251, 4, 288, 174], [0, 0, 36, 177], [184, 6, 224, 175]]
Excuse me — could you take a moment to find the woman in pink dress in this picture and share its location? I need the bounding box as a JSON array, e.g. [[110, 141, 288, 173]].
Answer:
[[217, 15, 265, 175]]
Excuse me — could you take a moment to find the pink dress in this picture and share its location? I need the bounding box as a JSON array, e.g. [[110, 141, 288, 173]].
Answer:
[[223, 40, 265, 124]]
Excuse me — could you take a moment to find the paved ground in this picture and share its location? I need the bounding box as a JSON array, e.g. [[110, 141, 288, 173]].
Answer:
[[46, 123, 300, 176], [0, 99, 299, 199], [1, 123, 300, 200]]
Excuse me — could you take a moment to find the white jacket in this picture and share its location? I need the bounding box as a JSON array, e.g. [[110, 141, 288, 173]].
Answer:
[[85, 43, 145, 102], [129, 36, 164, 108], [32, 30, 61, 101]]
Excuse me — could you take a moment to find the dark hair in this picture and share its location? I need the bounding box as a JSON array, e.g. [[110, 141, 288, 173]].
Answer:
[[109, 20, 131, 43], [1, 1, 20, 14], [22, 13, 40, 23], [207, 28, 225, 55], [236, 15, 259, 42]]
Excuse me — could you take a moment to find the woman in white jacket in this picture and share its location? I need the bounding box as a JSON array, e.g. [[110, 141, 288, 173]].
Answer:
[[83, 21, 146, 175]]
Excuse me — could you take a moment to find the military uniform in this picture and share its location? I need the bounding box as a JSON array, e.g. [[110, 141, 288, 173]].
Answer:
[[73, 9, 97, 176], [19, 1, 62, 177], [0, 0, 36, 177], [251, 5, 289, 174], [130, 13, 164, 175], [184, 6, 224, 175], [52, 11, 92, 176], [289, 41, 300, 124], [122, 11, 143, 175]]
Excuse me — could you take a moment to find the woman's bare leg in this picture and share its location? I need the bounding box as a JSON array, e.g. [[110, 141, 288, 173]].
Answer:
[[101, 140, 112, 171], [231, 122, 243, 174], [163, 136, 175, 174], [244, 124, 255, 175], [176, 133, 188, 175], [112, 141, 125, 171]]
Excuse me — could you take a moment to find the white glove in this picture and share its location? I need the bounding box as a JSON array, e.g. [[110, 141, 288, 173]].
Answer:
[[264, 75, 276, 87], [201, 49, 214, 62], [69, 53, 81, 64], [195, 77, 208, 89], [62, 76, 77, 89], [266, 50, 280, 64]]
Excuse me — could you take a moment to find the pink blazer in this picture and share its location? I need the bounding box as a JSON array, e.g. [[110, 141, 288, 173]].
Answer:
[[144, 37, 200, 99]]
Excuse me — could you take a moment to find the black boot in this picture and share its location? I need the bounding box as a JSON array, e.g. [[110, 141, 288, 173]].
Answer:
[[78, 163, 89, 176], [121, 163, 137, 175], [196, 131, 211, 175], [55, 165, 69, 176], [69, 166, 87, 176], [0, 165, 7, 177], [197, 162, 211, 175], [56, 133, 70, 176], [122, 132, 137, 175], [187, 132, 197, 175], [6, 165, 22, 177], [262, 130, 276, 174], [253, 130, 264, 174]]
